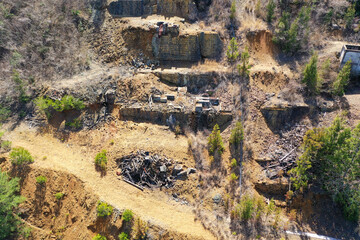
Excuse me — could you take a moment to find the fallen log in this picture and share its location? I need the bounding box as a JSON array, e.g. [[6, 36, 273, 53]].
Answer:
[[123, 179, 144, 191]]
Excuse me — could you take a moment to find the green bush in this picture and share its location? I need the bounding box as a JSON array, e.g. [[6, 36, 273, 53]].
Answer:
[[12, 70, 30, 103], [229, 121, 244, 147], [333, 60, 352, 96], [97, 201, 113, 217], [95, 150, 107, 170], [230, 158, 237, 168], [289, 116, 360, 221], [230, 173, 238, 182], [0, 105, 11, 122], [36, 176, 47, 185], [10, 147, 34, 165], [236, 195, 255, 221], [54, 192, 64, 200], [226, 37, 239, 62], [122, 209, 133, 222], [65, 118, 82, 129], [35, 95, 85, 118], [208, 124, 225, 156], [118, 232, 129, 240], [0, 170, 26, 239], [1, 140, 12, 151], [302, 52, 319, 94], [93, 234, 107, 240], [266, 0, 276, 23]]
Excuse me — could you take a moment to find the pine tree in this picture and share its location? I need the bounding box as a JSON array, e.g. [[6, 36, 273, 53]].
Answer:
[[237, 47, 251, 77], [345, 4, 355, 30], [0, 170, 26, 238], [227, 37, 239, 62], [208, 124, 225, 156], [266, 0, 276, 23], [333, 60, 352, 96], [302, 52, 319, 94], [230, 1, 236, 21], [229, 121, 244, 147]]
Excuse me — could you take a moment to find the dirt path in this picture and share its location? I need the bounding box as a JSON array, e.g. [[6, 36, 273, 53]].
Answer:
[[345, 90, 360, 126], [5, 123, 215, 240]]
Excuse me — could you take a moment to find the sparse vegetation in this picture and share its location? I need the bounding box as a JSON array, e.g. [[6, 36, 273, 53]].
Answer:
[[0, 106, 11, 122], [97, 201, 113, 217], [54, 192, 64, 200], [230, 158, 237, 168], [333, 60, 352, 96], [0, 140, 11, 151], [122, 209, 134, 222], [65, 118, 82, 129], [36, 176, 47, 185], [208, 124, 225, 157], [95, 150, 107, 170], [131, 217, 148, 239], [10, 147, 34, 165], [0, 129, 11, 152], [93, 234, 107, 240], [230, 173, 238, 182], [118, 232, 129, 240], [174, 125, 181, 137]]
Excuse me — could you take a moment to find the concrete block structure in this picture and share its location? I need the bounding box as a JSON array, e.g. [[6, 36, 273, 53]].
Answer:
[[340, 45, 360, 76]]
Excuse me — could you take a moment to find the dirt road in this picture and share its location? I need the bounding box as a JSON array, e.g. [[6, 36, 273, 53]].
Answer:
[[5, 122, 215, 240]]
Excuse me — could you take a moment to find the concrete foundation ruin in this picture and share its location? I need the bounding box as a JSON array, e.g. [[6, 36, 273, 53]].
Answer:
[[340, 45, 360, 76]]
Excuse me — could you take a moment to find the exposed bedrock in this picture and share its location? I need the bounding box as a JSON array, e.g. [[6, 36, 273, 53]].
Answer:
[[261, 98, 309, 131], [154, 70, 230, 94]]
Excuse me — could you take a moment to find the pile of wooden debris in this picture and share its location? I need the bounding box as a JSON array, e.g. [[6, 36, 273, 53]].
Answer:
[[117, 150, 196, 190]]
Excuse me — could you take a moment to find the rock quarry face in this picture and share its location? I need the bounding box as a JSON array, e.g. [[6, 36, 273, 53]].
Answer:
[[108, 0, 197, 20], [153, 31, 222, 62], [261, 98, 309, 131], [122, 26, 222, 62]]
